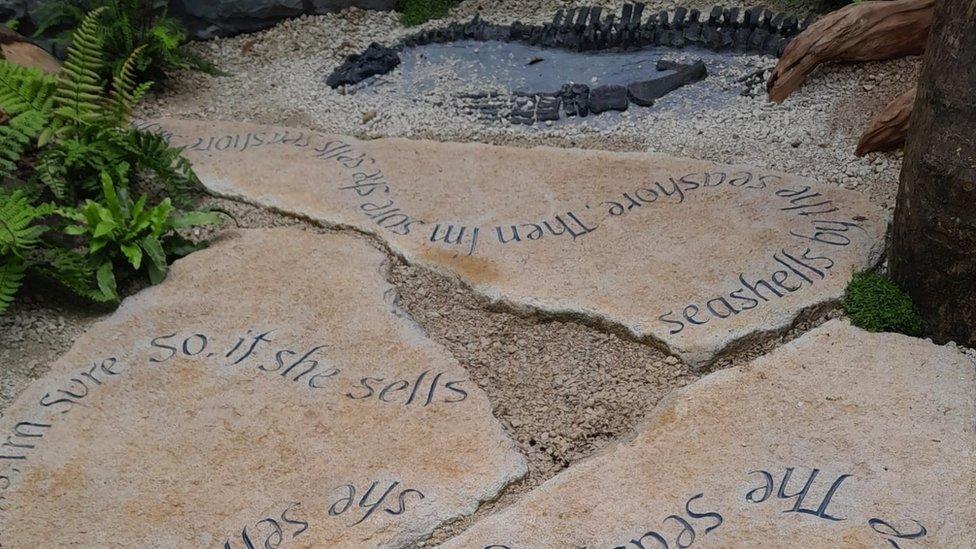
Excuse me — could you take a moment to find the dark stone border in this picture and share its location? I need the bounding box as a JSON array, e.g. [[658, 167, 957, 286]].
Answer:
[[327, 4, 813, 89]]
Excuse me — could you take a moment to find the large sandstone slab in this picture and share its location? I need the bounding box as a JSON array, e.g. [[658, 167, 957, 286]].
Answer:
[[441, 321, 976, 548], [142, 120, 888, 367], [0, 229, 525, 547]]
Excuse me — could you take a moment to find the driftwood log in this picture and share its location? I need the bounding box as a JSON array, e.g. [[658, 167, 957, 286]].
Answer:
[[0, 26, 60, 74], [855, 86, 917, 155], [767, 0, 933, 103]]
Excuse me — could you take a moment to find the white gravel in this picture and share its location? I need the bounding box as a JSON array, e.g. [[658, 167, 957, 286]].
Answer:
[[140, 0, 920, 211]]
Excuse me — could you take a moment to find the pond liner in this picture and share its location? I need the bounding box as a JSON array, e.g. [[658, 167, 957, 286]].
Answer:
[[327, 5, 811, 89]]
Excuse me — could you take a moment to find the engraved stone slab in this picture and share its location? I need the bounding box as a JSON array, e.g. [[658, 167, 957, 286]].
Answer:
[[0, 229, 526, 547], [440, 321, 976, 548], [143, 120, 888, 367]]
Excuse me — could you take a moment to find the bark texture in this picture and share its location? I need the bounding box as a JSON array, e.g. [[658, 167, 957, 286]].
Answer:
[[890, 0, 976, 346], [855, 86, 917, 156], [768, 0, 933, 102]]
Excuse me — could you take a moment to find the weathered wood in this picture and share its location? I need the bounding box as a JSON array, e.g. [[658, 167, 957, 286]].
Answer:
[[767, 0, 933, 103], [0, 26, 60, 74], [855, 86, 916, 156], [890, 0, 976, 346]]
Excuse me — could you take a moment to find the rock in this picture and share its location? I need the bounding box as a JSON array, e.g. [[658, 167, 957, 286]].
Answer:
[[325, 42, 400, 88], [147, 120, 888, 367], [627, 59, 707, 107], [560, 83, 590, 117], [0, 229, 525, 546], [442, 321, 976, 547], [588, 84, 629, 113], [0, 25, 60, 74]]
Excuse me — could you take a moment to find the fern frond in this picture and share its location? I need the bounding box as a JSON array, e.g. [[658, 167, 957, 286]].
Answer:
[[0, 257, 26, 314], [106, 45, 152, 126], [50, 7, 109, 139], [0, 110, 47, 177], [34, 246, 113, 303], [0, 61, 57, 116], [0, 189, 48, 256], [125, 130, 203, 206]]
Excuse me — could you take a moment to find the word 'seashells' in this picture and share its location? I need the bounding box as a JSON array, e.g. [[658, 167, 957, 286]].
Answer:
[[143, 119, 887, 367], [442, 321, 976, 547], [0, 229, 526, 547]]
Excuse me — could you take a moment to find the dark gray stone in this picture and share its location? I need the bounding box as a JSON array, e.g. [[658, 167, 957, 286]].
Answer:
[[588, 85, 629, 114], [560, 83, 590, 117], [627, 59, 707, 106], [325, 42, 400, 88]]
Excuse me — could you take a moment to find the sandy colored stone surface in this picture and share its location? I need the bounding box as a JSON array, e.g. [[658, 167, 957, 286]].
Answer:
[[440, 320, 976, 548], [147, 119, 887, 367], [0, 229, 525, 548]]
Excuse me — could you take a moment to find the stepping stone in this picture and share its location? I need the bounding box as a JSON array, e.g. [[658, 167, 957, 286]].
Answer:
[[440, 321, 976, 547], [141, 120, 888, 367], [0, 229, 525, 547]]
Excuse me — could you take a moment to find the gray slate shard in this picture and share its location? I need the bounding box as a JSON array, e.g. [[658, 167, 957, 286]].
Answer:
[[575, 6, 590, 28], [560, 83, 590, 117], [325, 42, 400, 88], [672, 6, 687, 29], [621, 4, 634, 25], [627, 59, 707, 106], [781, 15, 798, 36], [733, 27, 752, 49], [589, 6, 603, 26], [749, 27, 770, 51], [536, 94, 562, 121], [723, 7, 740, 27], [688, 8, 700, 23], [708, 5, 723, 25], [588, 84, 629, 114], [632, 3, 646, 27]]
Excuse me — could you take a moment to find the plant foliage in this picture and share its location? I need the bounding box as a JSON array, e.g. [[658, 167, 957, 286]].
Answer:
[[0, 9, 219, 314], [843, 271, 923, 336], [401, 0, 461, 27], [35, 0, 222, 83]]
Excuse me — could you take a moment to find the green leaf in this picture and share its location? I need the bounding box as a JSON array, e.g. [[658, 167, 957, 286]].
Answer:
[[170, 210, 221, 229], [92, 220, 117, 239], [121, 242, 142, 269], [96, 260, 118, 302], [64, 224, 88, 236], [140, 234, 166, 271]]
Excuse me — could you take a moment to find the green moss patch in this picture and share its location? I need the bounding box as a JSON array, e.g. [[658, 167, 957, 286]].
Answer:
[[401, 0, 460, 27], [843, 271, 923, 336]]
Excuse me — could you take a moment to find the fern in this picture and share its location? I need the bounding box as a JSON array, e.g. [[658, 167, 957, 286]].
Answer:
[[0, 111, 47, 177], [0, 190, 49, 257], [0, 257, 26, 313], [0, 62, 56, 116], [106, 46, 152, 126], [34, 246, 113, 303], [0, 190, 52, 314], [47, 7, 109, 142]]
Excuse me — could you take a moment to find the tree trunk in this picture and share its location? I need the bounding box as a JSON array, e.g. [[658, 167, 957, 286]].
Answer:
[[890, 0, 976, 346]]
